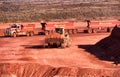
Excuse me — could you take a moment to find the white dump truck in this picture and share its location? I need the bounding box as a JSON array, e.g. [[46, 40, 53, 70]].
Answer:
[[4, 24, 35, 37]]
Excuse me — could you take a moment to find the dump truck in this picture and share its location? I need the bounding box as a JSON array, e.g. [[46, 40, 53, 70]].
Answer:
[[4, 24, 35, 37], [39, 21, 78, 35], [44, 25, 72, 48], [39, 20, 120, 35], [83, 20, 120, 33]]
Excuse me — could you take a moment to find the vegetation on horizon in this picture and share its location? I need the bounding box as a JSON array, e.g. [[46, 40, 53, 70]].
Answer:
[[0, 0, 120, 22]]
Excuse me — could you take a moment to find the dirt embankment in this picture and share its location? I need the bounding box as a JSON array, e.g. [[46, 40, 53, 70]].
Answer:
[[1, 27, 120, 76], [0, 63, 120, 77]]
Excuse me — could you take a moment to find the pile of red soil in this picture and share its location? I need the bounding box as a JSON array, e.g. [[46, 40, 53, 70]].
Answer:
[[0, 63, 120, 77], [95, 26, 120, 62]]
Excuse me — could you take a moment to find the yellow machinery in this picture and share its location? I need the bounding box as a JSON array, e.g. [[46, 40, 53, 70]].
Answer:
[[44, 26, 72, 48]]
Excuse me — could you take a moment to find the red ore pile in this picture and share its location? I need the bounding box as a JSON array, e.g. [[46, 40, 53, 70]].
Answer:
[[95, 25, 120, 64]]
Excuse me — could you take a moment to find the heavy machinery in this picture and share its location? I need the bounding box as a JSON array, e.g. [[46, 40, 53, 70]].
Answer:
[[44, 26, 72, 48], [39, 21, 78, 35], [83, 20, 120, 33], [39, 20, 120, 35], [4, 24, 35, 37]]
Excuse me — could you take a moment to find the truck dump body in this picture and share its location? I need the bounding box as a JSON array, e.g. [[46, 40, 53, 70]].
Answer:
[[21, 24, 35, 32], [89, 21, 120, 28], [41, 20, 120, 34], [45, 22, 74, 30], [41, 21, 77, 35]]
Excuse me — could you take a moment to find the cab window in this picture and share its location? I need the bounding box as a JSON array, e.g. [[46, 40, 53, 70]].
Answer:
[[11, 24, 17, 28], [55, 28, 63, 34]]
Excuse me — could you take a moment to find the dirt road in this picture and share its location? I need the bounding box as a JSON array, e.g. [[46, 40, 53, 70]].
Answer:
[[1, 33, 120, 77], [0, 33, 116, 68]]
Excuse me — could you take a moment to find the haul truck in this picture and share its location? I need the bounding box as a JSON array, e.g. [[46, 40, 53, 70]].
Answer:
[[4, 24, 35, 37], [83, 20, 120, 33], [39, 20, 120, 35], [40, 21, 78, 35]]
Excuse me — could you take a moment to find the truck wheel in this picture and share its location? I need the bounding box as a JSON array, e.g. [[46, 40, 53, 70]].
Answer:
[[56, 42, 60, 47], [68, 30, 72, 34], [48, 43, 51, 48], [45, 31, 49, 35], [73, 29, 77, 34], [107, 28, 112, 32], [87, 29, 92, 33], [27, 32, 30, 36], [30, 32, 34, 36], [67, 39, 72, 47], [61, 43, 66, 48], [92, 29, 97, 33], [13, 33, 17, 37], [66, 30, 69, 33]]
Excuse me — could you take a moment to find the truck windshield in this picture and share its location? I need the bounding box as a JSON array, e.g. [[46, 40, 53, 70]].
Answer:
[[11, 24, 17, 28], [55, 28, 63, 34]]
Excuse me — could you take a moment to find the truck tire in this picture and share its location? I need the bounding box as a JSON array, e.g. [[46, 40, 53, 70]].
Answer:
[[61, 43, 66, 48], [68, 30, 72, 34], [87, 29, 92, 33], [30, 32, 34, 36], [92, 29, 97, 33], [27, 32, 30, 36], [107, 28, 112, 32], [56, 42, 60, 47], [13, 33, 17, 37], [67, 39, 72, 47], [47, 43, 50, 48], [66, 30, 69, 34], [45, 31, 49, 35], [71, 29, 74, 34], [73, 29, 78, 34]]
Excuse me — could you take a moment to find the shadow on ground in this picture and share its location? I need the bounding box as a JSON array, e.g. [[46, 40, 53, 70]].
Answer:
[[22, 45, 62, 49], [78, 44, 120, 65], [25, 45, 45, 49], [78, 44, 105, 60], [78, 26, 120, 65]]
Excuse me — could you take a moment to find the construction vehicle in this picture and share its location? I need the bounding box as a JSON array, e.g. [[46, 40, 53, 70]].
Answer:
[[39, 20, 120, 34], [83, 20, 120, 33], [44, 25, 72, 48], [4, 24, 35, 37], [3, 20, 120, 37], [39, 21, 78, 35]]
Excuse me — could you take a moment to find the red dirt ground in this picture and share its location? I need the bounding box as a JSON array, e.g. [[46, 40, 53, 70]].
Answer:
[[0, 32, 120, 77]]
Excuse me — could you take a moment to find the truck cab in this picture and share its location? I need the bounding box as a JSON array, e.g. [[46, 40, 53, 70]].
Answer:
[[4, 24, 35, 37], [4, 24, 21, 37]]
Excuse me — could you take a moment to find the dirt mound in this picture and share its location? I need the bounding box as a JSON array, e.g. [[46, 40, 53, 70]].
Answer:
[[95, 26, 120, 63], [0, 63, 120, 77]]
